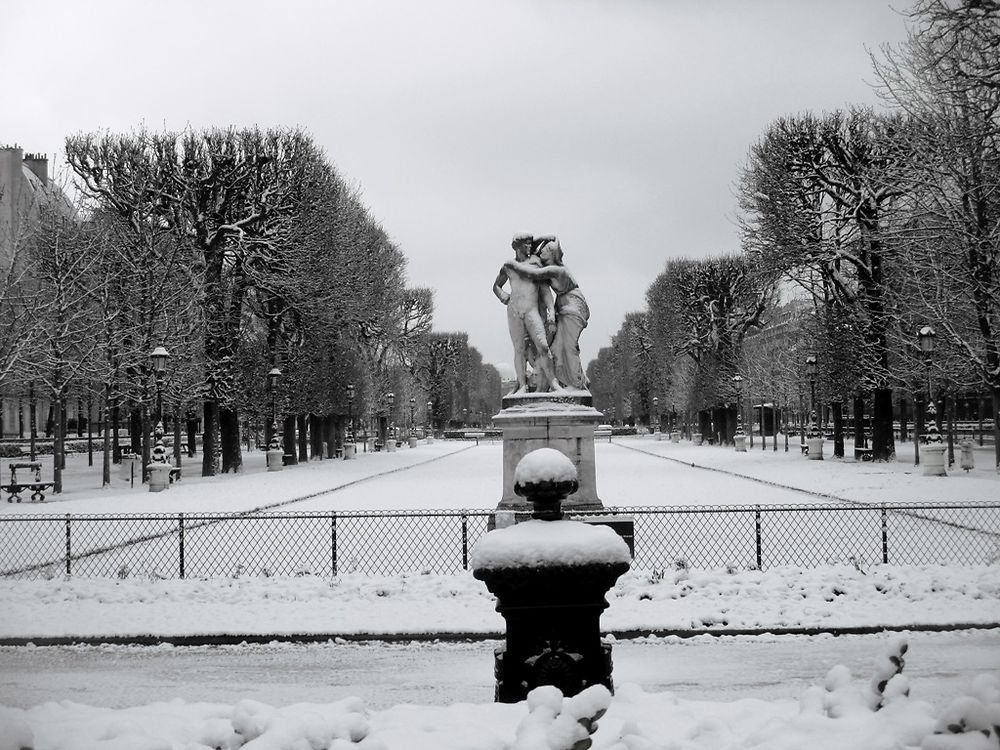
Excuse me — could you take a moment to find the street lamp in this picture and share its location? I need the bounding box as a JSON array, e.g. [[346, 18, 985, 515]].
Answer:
[[732, 374, 745, 438], [918, 326, 942, 445], [267, 367, 282, 451], [426, 400, 433, 436], [346, 383, 355, 442], [409, 396, 416, 436], [805, 354, 817, 415], [149, 346, 170, 464], [652, 396, 659, 434], [149, 347, 170, 424]]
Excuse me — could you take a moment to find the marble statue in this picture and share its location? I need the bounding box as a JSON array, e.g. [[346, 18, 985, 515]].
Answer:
[[493, 234, 590, 393]]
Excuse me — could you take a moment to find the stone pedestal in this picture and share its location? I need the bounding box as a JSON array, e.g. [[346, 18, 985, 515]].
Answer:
[[343, 443, 356, 460], [671, 432, 680, 444], [734, 435, 747, 452], [148, 462, 170, 492], [408, 436, 418, 448], [120, 454, 137, 482], [922, 442, 947, 476], [807, 436, 825, 460], [266, 449, 284, 471], [492, 392, 605, 523], [693, 432, 703, 445], [386, 440, 396, 453]]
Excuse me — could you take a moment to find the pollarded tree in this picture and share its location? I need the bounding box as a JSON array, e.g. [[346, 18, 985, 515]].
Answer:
[[740, 109, 910, 460], [873, 0, 1000, 466]]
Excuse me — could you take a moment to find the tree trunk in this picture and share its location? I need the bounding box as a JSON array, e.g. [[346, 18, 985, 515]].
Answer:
[[112, 404, 121, 463], [914, 395, 925, 466], [202, 400, 220, 476], [283, 415, 298, 465], [325, 415, 336, 458], [993, 388, 1000, 470], [946, 394, 955, 467], [173, 405, 182, 469], [220, 406, 242, 473], [872, 388, 895, 461], [102, 399, 111, 487], [310, 414, 323, 459], [130, 408, 142, 455], [899, 398, 908, 443], [141, 406, 151, 483], [60, 398, 68, 469], [186, 414, 198, 457], [853, 395, 865, 459], [297, 414, 308, 462], [832, 401, 844, 458], [53, 397, 63, 494]]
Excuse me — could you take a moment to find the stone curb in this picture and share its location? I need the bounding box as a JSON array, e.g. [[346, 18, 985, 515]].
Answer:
[[2, 622, 997, 647]]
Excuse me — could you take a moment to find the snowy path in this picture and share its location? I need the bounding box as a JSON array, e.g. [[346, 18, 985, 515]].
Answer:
[[1, 630, 995, 711]]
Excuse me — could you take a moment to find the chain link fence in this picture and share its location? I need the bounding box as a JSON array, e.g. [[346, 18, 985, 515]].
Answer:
[[1, 502, 997, 579]]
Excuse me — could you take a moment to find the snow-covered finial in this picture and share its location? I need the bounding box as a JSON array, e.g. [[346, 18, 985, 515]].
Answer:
[[514, 448, 579, 521]]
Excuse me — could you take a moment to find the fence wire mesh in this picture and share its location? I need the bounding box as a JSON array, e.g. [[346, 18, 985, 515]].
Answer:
[[1, 502, 997, 579]]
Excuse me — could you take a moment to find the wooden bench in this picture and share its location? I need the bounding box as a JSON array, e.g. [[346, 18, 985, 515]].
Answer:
[[464, 431, 486, 446], [168, 465, 182, 483], [800, 443, 809, 455], [854, 447, 873, 462]]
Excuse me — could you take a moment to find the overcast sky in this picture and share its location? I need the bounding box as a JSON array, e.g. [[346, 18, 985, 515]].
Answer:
[[1, 0, 912, 377]]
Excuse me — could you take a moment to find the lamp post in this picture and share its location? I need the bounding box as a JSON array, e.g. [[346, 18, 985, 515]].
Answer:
[[408, 396, 417, 447], [732, 374, 746, 451], [652, 396, 660, 438], [346, 383, 355, 441], [344, 383, 356, 459], [146, 346, 171, 490], [918, 325, 946, 475], [266, 367, 283, 471], [386, 392, 395, 451], [149, 347, 170, 468], [426, 400, 434, 442], [805, 354, 817, 417]]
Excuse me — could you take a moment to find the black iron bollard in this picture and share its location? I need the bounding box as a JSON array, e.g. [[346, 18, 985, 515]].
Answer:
[[472, 449, 631, 703]]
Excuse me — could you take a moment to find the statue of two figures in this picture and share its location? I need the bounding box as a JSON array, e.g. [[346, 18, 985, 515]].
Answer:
[[492, 233, 591, 395]]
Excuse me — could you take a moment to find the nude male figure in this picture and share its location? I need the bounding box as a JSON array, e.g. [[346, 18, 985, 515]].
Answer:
[[492, 233, 561, 393]]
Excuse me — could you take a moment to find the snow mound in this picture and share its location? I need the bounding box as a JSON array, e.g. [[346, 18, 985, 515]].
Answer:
[[470, 519, 631, 569]]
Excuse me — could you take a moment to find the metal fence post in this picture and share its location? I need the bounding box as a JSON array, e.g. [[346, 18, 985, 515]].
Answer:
[[65, 514, 71, 576], [881, 505, 889, 564], [331, 513, 338, 576], [178, 514, 185, 579], [754, 506, 763, 569], [461, 513, 469, 570]]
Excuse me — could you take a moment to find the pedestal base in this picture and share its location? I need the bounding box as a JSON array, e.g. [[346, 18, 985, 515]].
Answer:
[[475, 561, 629, 703]]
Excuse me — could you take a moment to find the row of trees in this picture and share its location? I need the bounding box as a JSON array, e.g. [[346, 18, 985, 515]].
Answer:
[[588, 0, 999, 466], [1, 127, 501, 488]]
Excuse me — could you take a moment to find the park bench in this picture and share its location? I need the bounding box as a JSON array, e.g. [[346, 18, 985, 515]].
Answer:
[[854, 447, 873, 462], [168, 464, 182, 483], [4, 462, 53, 503], [594, 425, 613, 443], [464, 431, 486, 446], [800, 443, 809, 455]]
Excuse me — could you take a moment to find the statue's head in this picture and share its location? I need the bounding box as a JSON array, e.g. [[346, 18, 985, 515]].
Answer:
[[511, 232, 533, 260], [538, 237, 563, 266]]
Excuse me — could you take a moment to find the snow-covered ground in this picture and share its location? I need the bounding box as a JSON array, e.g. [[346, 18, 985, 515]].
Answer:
[[1, 435, 998, 749]]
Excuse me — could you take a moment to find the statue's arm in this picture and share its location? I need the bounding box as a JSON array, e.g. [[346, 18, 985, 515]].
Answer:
[[492, 267, 511, 305], [503, 260, 561, 280]]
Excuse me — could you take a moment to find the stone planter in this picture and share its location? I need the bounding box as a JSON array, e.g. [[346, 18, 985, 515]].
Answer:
[[807, 436, 825, 460], [671, 432, 680, 443], [343, 443, 356, 460], [266, 449, 285, 471], [148, 462, 171, 492], [734, 435, 747, 452], [408, 436, 418, 448], [119, 454, 137, 482], [693, 432, 703, 446], [922, 442, 947, 476], [386, 440, 396, 453]]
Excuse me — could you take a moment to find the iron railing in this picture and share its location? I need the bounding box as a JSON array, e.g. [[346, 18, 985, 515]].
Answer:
[[1, 502, 997, 579]]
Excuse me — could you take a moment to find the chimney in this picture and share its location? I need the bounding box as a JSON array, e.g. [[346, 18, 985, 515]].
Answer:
[[23, 152, 49, 185]]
